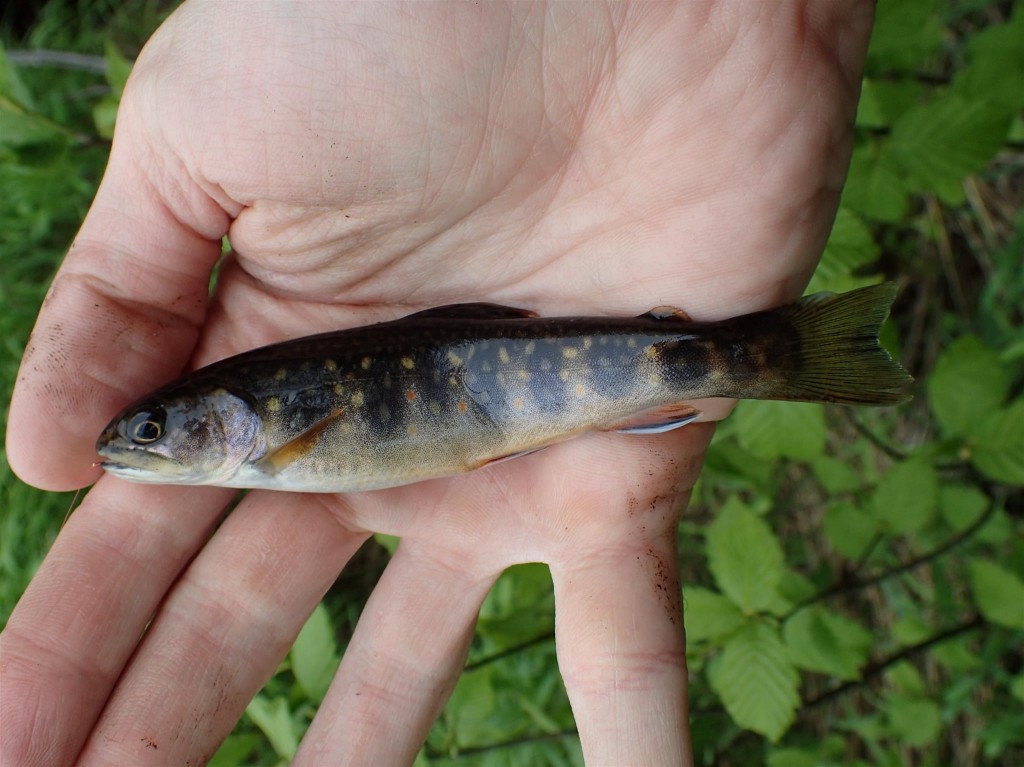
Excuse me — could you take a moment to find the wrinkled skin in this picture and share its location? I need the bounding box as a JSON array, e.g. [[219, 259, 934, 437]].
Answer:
[[1, 2, 873, 765]]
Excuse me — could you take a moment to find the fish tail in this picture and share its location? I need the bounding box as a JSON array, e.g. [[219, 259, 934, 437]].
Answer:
[[752, 282, 914, 405]]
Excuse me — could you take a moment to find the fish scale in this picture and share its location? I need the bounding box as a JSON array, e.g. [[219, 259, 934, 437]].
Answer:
[[96, 285, 913, 492]]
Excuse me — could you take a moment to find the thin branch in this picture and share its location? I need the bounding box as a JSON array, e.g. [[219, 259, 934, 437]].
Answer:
[[463, 630, 555, 673], [424, 727, 578, 761], [844, 411, 909, 461], [801, 615, 985, 711], [6, 49, 108, 74], [785, 498, 998, 617]]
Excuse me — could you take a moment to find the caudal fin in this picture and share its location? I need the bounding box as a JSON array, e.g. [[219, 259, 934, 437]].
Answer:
[[767, 283, 914, 405]]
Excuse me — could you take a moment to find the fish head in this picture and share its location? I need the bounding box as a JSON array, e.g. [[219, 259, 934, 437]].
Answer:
[[96, 382, 263, 485]]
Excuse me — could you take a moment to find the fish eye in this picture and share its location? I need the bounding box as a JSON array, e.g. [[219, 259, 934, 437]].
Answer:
[[127, 408, 166, 444]]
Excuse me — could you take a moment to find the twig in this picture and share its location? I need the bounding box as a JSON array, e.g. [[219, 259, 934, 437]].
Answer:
[[463, 630, 555, 673], [785, 498, 997, 617], [801, 614, 985, 711], [424, 727, 579, 761], [6, 49, 108, 74]]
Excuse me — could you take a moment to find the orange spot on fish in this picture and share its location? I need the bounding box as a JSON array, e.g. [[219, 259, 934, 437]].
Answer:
[[513, 397, 524, 409], [406, 389, 417, 401], [458, 399, 468, 413]]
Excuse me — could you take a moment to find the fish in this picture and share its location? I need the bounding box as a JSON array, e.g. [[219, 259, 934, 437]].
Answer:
[[96, 283, 913, 492]]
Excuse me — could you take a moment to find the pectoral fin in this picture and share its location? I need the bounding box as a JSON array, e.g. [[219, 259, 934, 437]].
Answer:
[[256, 409, 346, 474], [640, 306, 693, 321]]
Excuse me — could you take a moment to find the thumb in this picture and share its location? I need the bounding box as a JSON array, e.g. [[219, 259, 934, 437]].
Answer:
[[6, 58, 229, 491]]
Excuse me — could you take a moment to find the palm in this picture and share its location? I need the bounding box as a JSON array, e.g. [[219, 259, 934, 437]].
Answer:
[[3, 2, 873, 765]]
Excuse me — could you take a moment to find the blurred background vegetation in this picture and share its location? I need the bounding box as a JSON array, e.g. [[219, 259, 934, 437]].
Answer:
[[1, 1, 1022, 765]]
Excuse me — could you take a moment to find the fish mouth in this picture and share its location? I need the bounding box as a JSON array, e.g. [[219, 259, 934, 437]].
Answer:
[[96, 446, 184, 481]]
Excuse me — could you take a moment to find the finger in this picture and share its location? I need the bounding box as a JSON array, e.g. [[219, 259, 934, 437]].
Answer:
[[72, 490, 368, 766], [0, 480, 232, 767], [6, 60, 230, 490], [295, 540, 497, 765], [551, 518, 692, 767]]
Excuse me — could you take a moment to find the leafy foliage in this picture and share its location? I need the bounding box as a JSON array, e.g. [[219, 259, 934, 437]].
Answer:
[[1, 1, 1022, 766]]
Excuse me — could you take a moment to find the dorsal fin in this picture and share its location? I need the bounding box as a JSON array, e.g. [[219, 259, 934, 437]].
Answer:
[[405, 303, 539, 321], [640, 306, 693, 321]]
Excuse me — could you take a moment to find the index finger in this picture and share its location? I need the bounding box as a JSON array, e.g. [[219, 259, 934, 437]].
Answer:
[[6, 73, 228, 491]]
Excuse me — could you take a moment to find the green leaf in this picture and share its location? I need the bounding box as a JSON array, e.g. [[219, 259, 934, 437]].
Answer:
[[291, 602, 340, 704], [812, 454, 863, 494], [207, 734, 261, 767], [842, 141, 909, 223], [707, 621, 800, 741], [245, 695, 298, 760], [938, 483, 990, 532], [374, 532, 400, 554], [0, 43, 35, 108], [445, 664, 499, 745], [807, 208, 880, 293], [767, 748, 824, 767], [783, 607, 874, 680], [928, 336, 1010, 436], [824, 502, 880, 560], [931, 637, 981, 672], [889, 94, 1012, 204], [968, 560, 1024, 628], [969, 399, 1024, 485], [1011, 673, 1024, 704], [682, 586, 746, 643], [886, 660, 926, 696], [734, 401, 826, 462], [952, 7, 1024, 117], [706, 498, 785, 613], [103, 40, 133, 97], [886, 695, 942, 747], [872, 458, 938, 534], [867, 0, 943, 74]]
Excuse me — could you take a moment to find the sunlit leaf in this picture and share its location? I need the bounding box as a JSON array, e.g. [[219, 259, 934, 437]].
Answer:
[[886, 695, 942, 747], [928, 336, 1010, 436], [682, 586, 746, 643], [706, 498, 785, 613], [708, 621, 799, 741], [735, 401, 826, 462], [783, 607, 874, 680], [245, 695, 298, 760], [825, 502, 879, 560], [969, 399, 1024, 485]]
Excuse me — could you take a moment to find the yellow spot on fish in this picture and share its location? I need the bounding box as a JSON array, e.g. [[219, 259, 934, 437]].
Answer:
[[574, 384, 587, 397], [429, 401, 442, 415], [405, 389, 417, 401], [457, 399, 468, 414], [539, 358, 553, 372], [583, 337, 593, 350], [648, 373, 662, 386], [266, 396, 281, 412], [274, 368, 287, 381], [626, 338, 637, 349], [351, 391, 364, 407], [401, 356, 415, 370], [559, 370, 572, 382], [334, 383, 345, 396], [513, 397, 524, 410], [447, 350, 463, 366], [498, 347, 510, 364], [517, 370, 530, 381], [324, 359, 337, 371], [562, 347, 579, 360], [449, 375, 459, 387], [524, 341, 536, 355], [407, 423, 418, 437], [645, 345, 660, 361], [361, 356, 372, 370]]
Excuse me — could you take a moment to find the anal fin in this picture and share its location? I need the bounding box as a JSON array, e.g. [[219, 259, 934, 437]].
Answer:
[[604, 404, 702, 435]]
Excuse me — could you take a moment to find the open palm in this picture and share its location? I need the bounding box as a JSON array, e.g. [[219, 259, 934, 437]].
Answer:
[[3, 2, 873, 765]]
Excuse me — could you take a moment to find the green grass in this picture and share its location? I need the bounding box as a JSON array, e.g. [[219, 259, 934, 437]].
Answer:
[[2, 2, 1022, 766]]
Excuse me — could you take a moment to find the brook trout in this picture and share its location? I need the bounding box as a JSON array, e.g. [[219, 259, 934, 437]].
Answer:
[[96, 283, 912, 492]]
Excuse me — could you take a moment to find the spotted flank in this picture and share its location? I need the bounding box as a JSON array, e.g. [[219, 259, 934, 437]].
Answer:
[[96, 284, 913, 492]]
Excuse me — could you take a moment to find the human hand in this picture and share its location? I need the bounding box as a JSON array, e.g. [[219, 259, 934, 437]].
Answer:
[[2, 1, 874, 764]]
